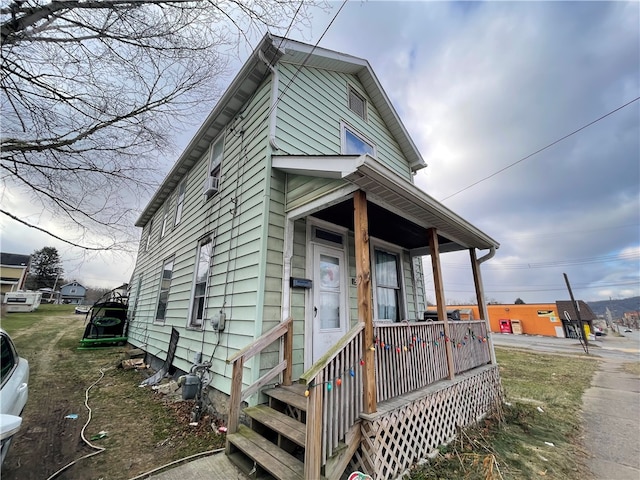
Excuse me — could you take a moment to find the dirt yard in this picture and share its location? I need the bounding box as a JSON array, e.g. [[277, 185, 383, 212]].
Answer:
[[1, 307, 225, 480]]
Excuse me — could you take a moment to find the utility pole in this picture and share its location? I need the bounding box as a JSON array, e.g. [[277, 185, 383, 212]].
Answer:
[[563, 273, 589, 354]]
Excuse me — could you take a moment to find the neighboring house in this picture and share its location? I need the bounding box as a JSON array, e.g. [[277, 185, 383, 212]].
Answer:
[[59, 281, 87, 305], [128, 35, 501, 480], [0, 253, 30, 296], [444, 301, 594, 338]]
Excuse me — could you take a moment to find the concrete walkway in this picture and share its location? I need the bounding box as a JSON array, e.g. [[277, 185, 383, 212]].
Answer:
[[145, 450, 248, 479], [581, 359, 640, 479]]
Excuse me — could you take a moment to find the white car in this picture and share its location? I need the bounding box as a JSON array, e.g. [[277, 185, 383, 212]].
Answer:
[[0, 329, 29, 465]]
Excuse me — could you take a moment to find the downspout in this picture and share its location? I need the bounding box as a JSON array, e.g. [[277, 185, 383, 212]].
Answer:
[[477, 246, 496, 264], [282, 217, 294, 321], [258, 50, 280, 151], [472, 246, 497, 364]]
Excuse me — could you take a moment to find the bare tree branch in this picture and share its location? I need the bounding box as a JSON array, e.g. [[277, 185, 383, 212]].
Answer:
[[1, 208, 119, 250], [1, 0, 322, 251]]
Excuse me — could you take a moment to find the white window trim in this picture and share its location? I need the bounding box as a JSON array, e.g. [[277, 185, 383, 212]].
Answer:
[[340, 121, 376, 157], [187, 235, 214, 329], [370, 238, 407, 323], [208, 136, 224, 177], [174, 179, 187, 225], [155, 256, 175, 324], [160, 202, 171, 239]]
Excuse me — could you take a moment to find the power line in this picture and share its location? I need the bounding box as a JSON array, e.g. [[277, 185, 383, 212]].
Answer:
[[429, 250, 640, 270], [498, 222, 640, 239], [445, 280, 640, 294], [441, 96, 640, 201]]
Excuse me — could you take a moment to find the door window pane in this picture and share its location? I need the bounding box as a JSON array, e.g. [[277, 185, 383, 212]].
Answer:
[[320, 254, 340, 288], [319, 254, 341, 329], [320, 291, 340, 329]]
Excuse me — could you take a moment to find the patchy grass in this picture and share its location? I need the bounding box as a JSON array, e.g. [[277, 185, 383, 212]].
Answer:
[[405, 348, 598, 480], [621, 361, 640, 376], [1, 304, 225, 480]]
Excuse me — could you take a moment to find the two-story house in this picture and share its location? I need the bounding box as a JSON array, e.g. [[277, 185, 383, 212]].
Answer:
[[59, 281, 87, 304], [128, 35, 502, 480]]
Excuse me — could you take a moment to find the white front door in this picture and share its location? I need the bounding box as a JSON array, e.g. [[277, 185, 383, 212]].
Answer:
[[311, 244, 348, 363]]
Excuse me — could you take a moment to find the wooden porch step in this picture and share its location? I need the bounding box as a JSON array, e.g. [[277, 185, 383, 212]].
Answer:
[[245, 404, 306, 447], [227, 424, 304, 480], [263, 383, 308, 412]]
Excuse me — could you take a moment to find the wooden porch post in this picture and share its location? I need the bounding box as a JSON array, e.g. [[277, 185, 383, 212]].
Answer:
[[470, 248, 497, 364], [354, 190, 377, 414], [428, 228, 455, 381]]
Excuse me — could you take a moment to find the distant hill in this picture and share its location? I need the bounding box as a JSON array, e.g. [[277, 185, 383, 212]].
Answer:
[[586, 296, 640, 319]]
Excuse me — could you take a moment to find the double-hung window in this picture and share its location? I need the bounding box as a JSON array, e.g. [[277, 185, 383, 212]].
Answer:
[[160, 203, 171, 239], [155, 257, 174, 322], [374, 248, 402, 322], [189, 236, 213, 327], [204, 137, 224, 199], [174, 180, 186, 225], [341, 122, 376, 157]]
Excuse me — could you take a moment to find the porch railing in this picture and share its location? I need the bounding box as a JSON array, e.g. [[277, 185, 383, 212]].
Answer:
[[375, 321, 450, 402], [449, 320, 491, 374], [299, 322, 365, 475]]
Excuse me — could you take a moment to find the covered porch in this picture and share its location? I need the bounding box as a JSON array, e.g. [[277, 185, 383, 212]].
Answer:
[[225, 155, 502, 479]]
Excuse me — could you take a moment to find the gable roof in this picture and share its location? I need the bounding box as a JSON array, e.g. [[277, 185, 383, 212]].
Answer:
[[136, 34, 426, 227], [555, 300, 597, 322], [61, 281, 86, 290], [0, 252, 30, 267]]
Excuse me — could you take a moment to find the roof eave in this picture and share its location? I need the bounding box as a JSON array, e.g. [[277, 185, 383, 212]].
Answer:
[[135, 34, 283, 227]]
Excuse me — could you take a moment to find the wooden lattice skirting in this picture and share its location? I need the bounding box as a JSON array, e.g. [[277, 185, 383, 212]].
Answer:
[[350, 364, 503, 480]]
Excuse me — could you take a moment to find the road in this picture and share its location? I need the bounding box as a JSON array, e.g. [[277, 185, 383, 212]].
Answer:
[[491, 329, 640, 361]]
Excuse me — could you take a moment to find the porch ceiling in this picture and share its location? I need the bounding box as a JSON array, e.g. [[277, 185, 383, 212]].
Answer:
[[273, 155, 499, 255]]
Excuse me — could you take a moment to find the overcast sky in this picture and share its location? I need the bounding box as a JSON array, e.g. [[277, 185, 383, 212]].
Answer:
[[2, 1, 638, 305]]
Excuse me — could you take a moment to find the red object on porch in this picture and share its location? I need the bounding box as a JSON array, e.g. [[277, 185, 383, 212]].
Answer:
[[499, 319, 512, 334]]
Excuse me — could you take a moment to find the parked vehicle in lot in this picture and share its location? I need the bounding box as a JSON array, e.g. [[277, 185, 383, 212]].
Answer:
[[0, 329, 29, 464]]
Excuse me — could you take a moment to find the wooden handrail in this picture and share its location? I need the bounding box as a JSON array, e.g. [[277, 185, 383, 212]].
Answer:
[[227, 317, 293, 365], [225, 317, 293, 441]]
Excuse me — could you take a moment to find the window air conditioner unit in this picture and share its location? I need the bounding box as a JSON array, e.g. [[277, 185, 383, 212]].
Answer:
[[202, 176, 220, 198]]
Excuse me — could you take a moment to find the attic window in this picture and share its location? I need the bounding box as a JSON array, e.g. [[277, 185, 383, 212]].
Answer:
[[348, 86, 367, 120], [341, 123, 376, 157]]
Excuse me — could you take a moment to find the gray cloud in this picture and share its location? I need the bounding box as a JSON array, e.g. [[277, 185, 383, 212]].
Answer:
[[4, 1, 637, 302], [309, 1, 639, 302]]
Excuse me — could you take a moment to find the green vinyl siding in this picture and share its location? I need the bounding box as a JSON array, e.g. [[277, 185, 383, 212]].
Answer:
[[276, 64, 413, 181], [128, 55, 429, 402], [128, 76, 274, 391]]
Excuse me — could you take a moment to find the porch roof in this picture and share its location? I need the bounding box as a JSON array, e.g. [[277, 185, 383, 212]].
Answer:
[[272, 155, 499, 255]]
